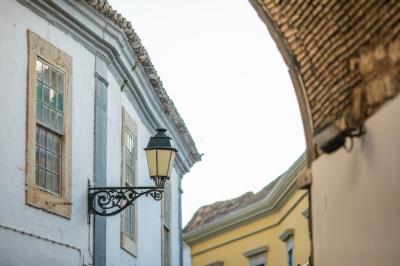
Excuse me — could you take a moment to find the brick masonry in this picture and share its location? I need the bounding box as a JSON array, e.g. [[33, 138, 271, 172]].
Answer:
[[251, 0, 400, 136]]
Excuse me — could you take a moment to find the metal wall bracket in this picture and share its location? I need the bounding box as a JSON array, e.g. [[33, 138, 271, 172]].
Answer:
[[88, 185, 163, 216]]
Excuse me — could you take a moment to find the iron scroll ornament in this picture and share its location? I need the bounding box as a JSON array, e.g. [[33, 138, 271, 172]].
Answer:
[[88, 186, 163, 216]]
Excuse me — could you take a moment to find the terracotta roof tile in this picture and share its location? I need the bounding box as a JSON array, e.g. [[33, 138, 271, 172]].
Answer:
[[184, 176, 281, 233]]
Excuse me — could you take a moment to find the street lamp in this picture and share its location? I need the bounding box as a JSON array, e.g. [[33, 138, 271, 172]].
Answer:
[[145, 128, 177, 187], [88, 128, 177, 216]]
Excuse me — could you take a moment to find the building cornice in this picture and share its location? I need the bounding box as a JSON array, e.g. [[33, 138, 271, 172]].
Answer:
[[184, 154, 306, 244]]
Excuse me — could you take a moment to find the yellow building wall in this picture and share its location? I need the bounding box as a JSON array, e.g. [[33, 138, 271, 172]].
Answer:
[[190, 190, 310, 266]]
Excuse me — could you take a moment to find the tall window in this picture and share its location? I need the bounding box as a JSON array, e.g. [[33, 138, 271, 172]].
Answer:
[[162, 182, 171, 266], [35, 58, 64, 194], [288, 247, 294, 266], [26, 30, 72, 218], [121, 108, 138, 256], [123, 130, 135, 237], [279, 229, 295, 266]]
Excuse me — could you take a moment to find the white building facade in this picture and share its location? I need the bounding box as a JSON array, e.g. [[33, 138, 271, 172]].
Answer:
[[0, 0, 200, 265]]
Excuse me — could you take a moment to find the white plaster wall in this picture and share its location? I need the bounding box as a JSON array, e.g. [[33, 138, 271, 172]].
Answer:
[[0, 0, 95, 265], [312, 95, 400, 266], [182, 242, 192, 266], [0, 1, 184, 265], [106, 76, 182, 266], [170, 168, 182, 266]]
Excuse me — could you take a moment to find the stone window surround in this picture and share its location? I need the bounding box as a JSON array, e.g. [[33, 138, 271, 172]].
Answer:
[[243, 245, 269, 266], [26, 30, 72, 219], [120, 107, 138, 257]]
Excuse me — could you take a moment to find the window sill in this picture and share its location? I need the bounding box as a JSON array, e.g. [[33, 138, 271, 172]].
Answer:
[[26, 185, 72, 219]]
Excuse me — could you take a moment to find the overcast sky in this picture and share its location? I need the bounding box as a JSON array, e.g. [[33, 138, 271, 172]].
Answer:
[[108, 0, 306, 225]]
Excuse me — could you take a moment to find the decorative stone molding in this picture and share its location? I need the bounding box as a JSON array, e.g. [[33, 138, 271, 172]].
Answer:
[[83, 0, 200, 162], [279, 228, 294, 242], [297, 167, 311, 189], [206, 261, 224, 266], [302, 208, 310, 219], [243, 245, 269, 258]]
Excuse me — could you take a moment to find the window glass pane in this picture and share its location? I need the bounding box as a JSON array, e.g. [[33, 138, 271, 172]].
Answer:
[[46, 151, 53, 171], [122, 125, 136, 240], [36, 82, 43, 101], [50, 68, 57, 88], [50, 89, 57, 109], [43, 85, 50, 104], [35, 58, 64, 195], [38, 168, 46, 188], [50, 110, 56, 129], [43, 63, 50, 84], [125, 130, 135, 185], [46, 133, 53, 152], [35, 126, 62, 193], [124, 205, 132, 236], [46, 172, 53, 191], [55, 157, 60, 174], [36, 147, 39, 165], [36, 59, 43, 81], [54, 175, 60, 194], [43, 105, 49, 125], [288, 249, 293, 266], [36, 102, 43, 122], [57, 93, 64, 112], [36, 127, 40, 143], [56, 113, 64, 132], [39, 147, 46, 168], [54, 136, 60, 154], [57, 72, 64, 92], [39, 127, 46, 146], [36, 166, 39, 186]]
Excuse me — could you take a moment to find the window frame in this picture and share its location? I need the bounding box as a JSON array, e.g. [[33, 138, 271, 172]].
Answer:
[[26, 30, 72, 219], [120, 107, 138, 256]]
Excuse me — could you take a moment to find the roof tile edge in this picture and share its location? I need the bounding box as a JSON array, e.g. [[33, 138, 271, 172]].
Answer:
[[85, 0, 201, 162]]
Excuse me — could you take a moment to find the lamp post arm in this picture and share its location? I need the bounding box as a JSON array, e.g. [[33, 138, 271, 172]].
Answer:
[[88, 186, 163, 216]]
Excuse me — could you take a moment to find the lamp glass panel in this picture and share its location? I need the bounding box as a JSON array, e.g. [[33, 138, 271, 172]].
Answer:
[[156, 149, 172, 177], [145, 149, 157, 177], [167, 151, 176, 177]]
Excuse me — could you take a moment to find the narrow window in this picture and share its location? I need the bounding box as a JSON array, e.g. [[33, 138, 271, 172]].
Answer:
[[120, 107, 138, 256], [288, 248, 294, 266], [123, 129, 135, 238], [279, 229, 295, 266], [35, 58, 64, 194], [26, 30, 72, 218]]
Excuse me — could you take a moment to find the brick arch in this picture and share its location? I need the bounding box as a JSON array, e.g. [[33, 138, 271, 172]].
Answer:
[[250, 0, 400, 161]]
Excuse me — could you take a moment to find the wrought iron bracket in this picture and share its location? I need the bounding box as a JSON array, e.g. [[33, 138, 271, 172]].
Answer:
[[88, 185, 163, 216]]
